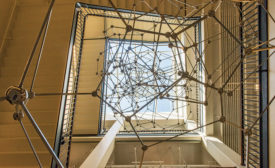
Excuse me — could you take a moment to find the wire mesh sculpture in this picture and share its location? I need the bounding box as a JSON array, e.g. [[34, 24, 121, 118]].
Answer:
[[0, 0, 275, 167]]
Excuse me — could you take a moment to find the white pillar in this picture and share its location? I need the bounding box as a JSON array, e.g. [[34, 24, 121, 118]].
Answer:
[[268, 0, 275, 167], [201, 136, 244, 168], [80, 118, 124, 168]]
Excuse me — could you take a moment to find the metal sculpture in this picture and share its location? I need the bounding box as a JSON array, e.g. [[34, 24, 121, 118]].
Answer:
[[0, 0, 274, 167]]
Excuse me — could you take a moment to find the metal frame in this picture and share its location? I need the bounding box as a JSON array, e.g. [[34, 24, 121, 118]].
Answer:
[[99, 35, 203, 135], [0, 0, 273, 167], [48, 1, 270, 167]]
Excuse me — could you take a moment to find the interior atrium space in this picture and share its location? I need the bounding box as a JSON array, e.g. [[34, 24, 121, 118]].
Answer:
[[0, 0, 275, 168]]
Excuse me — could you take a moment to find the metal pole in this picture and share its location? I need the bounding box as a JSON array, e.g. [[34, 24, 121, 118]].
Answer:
[[139, 150, 145, 168], [18, 119, 43, 168], [245, 135, 250, 168], [19, 0, 56, 88], [20, 102, 64, 168], [30, 8, 53, 93]]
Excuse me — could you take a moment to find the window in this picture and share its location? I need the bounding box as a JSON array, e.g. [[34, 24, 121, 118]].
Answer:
[[102, 39, 187, 122], [61, 4, 205, 134]]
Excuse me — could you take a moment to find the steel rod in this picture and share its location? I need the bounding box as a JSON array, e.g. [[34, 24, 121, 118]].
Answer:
[[250, 37, 275, 49], [129, 120, 145, 146], [147, 120, 220, 148], [20, 102, 64, 168], [130, 76, 184, 117], [231, 51, 275, 92], [30, 8, 53, 93], [249, 95, 275, 130], [175, 15, 208, 36], [18, 119, 43, 168], [172, 1, 212, 33], [212, 15, 243, 47], [19, 0, 56, 88], [139, 150, 145, 168], [245, 135, 250, 168], [219, 93, 224, 116], [132, 27, 167, 36], [108, 0, 127, 26], [251, 46, 275, 52]]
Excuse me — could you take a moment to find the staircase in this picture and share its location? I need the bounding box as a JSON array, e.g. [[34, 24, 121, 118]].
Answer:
[[0, 0, 200, 167], [0, 0, 75, 167]]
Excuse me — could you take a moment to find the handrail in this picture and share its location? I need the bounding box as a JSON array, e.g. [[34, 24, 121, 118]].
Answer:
[[54, 4, 85, 167]]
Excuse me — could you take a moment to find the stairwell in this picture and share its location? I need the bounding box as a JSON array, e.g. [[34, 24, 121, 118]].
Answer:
[[0, 0, 199, 167], [0, 0, 75, 167]]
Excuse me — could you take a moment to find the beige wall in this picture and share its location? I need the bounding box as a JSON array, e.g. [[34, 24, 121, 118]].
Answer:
[[204, 15, 222, 137], [69, 140, 217, 167], [0, 0, 16, 54], [72, 16, 105, 135], [69, 142, 98, 167], [268, 0, 275, 166], [110, 141, 216, 165]]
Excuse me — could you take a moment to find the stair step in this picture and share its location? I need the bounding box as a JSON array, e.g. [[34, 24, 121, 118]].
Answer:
[[0, 1, 77, 167], [0, 111, 58, 125], [0, 137, 54, 153], [0, 60, 66, 74], [0, 152, 52, 167], [0, 123, 56, 138]]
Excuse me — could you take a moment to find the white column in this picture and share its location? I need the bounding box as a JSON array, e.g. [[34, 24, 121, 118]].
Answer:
[[268, 0, 275, 167], [201, 136, 244, 168], [80, 118, 124, 168]]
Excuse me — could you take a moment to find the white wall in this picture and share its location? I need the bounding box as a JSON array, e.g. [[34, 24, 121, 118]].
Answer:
[[268, 0, 275, 167]]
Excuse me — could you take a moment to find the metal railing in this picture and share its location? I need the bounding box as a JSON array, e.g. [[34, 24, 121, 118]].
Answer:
[[54, 5, 86, 167], [219, 0, 242, 155], [241, 2, 261, 167], [240, 1, 268, 167], [216, 1, 269, 167]]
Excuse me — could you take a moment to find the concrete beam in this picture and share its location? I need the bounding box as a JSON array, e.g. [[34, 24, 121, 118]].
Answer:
[[80, 118, 124, 168], [202, 136, 244, 168], [72, 135, 201, 143]]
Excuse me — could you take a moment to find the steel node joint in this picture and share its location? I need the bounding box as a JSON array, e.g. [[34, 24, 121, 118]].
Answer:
[[125, 116, 132, 122], [244, 128, 252, 136], [208, 10, 216, 18], [13, 110, 24, 121], [92, 90, 98, 97], [126, 25, 133, 32], [245, 48, 253, 55], [219, 116, 226, 123], [5, 86, 29, 105], [141, 145, 148, 151]]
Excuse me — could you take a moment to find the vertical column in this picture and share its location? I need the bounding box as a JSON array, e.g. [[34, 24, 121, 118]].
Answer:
[[80, 118, 124, 168], [268, 0, 275, 167], [258, 0, 269, 167]]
